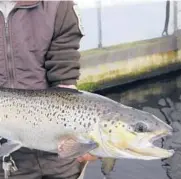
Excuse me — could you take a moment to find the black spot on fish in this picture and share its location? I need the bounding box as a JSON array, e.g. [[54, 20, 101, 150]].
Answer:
[[80, 122, 82, 125], [109, 129, 112, 133], [88, 122, 91, 128], [104, 124, 107, 127], [84, 124, 86, 128], [74, 127, 76, 130], [62, 110, 64, 113], [64, 124, 67, 127], [53, 112, 56, 116], [93, 118, 96, 123], [111, 121, 115, 125]]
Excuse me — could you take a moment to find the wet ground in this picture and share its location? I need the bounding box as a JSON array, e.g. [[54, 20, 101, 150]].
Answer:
[[84, 70, 181, 179]]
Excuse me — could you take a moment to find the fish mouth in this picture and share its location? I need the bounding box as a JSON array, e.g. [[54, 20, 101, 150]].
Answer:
[[149, 130, 172, 146], [127, 130, 175, 160]]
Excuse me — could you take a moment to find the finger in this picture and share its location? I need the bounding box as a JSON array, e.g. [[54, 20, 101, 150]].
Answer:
[[77, 154, 97, 162]]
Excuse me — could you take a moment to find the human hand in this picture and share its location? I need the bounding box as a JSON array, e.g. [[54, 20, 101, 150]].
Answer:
[[77, 153, 98, 163], [57, 84, 77, 89]]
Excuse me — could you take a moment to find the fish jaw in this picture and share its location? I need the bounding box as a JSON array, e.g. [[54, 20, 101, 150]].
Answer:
[[112, 129, 174, 160]]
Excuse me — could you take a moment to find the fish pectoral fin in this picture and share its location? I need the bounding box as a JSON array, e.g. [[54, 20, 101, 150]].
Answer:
[[101, 158, 116, 177], [57, 135, 98, 159], [0, 140, 22, 157]]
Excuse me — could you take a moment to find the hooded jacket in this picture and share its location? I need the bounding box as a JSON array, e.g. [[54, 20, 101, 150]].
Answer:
[[0, 0, 83, 89]]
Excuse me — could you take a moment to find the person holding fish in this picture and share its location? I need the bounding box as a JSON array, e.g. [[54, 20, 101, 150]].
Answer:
[[0, 1, 175, 179], [0, 1, 97, 179]]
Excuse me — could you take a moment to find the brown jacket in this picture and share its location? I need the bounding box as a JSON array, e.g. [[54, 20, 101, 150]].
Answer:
[[0, 0, 83, 89]]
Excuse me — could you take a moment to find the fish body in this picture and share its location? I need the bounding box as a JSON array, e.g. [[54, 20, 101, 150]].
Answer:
[[0, 87, 175, 177], [0, 87, 120, 154]]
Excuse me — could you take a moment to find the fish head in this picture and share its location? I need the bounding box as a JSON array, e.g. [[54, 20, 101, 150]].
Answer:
[[98, 105, 174, 160]]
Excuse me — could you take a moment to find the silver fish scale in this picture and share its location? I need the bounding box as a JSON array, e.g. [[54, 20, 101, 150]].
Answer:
[[0, 88, 117, 152]]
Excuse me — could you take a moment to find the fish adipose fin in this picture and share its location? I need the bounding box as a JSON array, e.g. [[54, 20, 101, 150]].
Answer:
[[0, 140, 22, 157], [57, 135, 98, 159]]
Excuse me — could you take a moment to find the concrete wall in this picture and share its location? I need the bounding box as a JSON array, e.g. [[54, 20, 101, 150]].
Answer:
[[77, 34, 181, 92]]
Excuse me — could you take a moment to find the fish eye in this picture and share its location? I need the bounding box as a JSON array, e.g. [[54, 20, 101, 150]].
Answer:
[[134, 122, 148, 133]]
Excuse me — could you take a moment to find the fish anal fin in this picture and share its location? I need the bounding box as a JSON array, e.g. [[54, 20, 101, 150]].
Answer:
[[57, 135, 98, 159]]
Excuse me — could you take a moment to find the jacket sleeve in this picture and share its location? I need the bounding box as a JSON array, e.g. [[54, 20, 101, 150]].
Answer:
[[45, 1, 84, 87]]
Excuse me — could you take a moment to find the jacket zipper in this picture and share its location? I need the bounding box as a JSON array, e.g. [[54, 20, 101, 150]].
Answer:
[[1, 3, 40, 89], [0, 9, 15, 89], [4, 18, 14, 88]]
